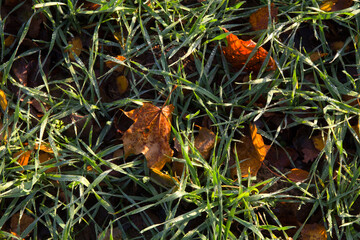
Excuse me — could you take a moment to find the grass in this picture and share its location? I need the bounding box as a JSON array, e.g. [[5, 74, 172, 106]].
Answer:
[[1, 0, 360, 239]]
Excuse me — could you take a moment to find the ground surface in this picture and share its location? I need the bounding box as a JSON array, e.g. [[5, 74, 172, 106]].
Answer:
[[1, 0, 360, 239]]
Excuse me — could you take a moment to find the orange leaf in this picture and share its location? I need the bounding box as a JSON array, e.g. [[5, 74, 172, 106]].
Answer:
[[39, 152, 58, 173], [231, 124, 270, 178], [222, 28, 276, 72], [14, 150, 32, 167], [121, 103, 174, 170], [301, 223, 327, 240], [67, 37, 82, 61], [34, 143, 54, 153], [249, 3, 278, 31], [287, 168, 309, 182]]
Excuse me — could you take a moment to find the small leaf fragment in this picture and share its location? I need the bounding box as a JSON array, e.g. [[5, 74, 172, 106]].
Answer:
[[311, 134, 326, 151], [310, 52, 328, 62], [0, 89, 8, 111], [106, 55, 126, 72], [150, 168, 179, 188], [67, 37, 82, 60], [287, 168, 309, 182], [4, 35, 15, 47], [320, 0, 353, 11], [116, 76, 129, 95]]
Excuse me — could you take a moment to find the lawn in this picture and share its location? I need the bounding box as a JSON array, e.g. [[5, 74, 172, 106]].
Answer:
[[1, 0, 360, 239]]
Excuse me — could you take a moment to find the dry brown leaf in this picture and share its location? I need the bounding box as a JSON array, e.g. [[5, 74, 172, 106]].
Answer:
[[231, 124, 270, 178], [172, 127, 216, 176], [309, 52, 328, 62], [67, 37, 82, 61], [121, 102, 174, 170], [287, 168, 309, 182], [249, 3, 278, 31], [301, 223, 327, 240], [0, 89, 7, 111], [4, 35, 15, 47], [10, 212, 34, 236], [222, 28, 276, 72], [116, 76, 129, 95], [106, 55, 126, 73], [39, 152, 58, 173]]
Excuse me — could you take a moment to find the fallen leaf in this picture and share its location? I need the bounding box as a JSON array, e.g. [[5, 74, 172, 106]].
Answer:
[[320, 0, 353, 11], [287, 168, 309, 182], [39, 152, 58, 173], [249, 3, 278, 31], [67, 37, 82, 61], [34, 143, 54, 153], [106, 55, 126, 73], [150, 168, 179, 188], [311, 134, 326, 151], [116, 75, 129, 95], [82, 1, 101, 10], [0, 89, 8, 111], [301, 223, 327, 240], [4, 35, 15, 47], [113, 32, 125, 48], [310, 52, 328, 62], [121, 103, 174, 170], [173, 127, 216, 176], [14, 150, 32, 167], [222, 28, 276, 72], [231, 124, 270, 178], [10, 212, 34, 236]]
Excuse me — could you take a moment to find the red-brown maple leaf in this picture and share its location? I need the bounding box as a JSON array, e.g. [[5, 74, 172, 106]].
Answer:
[[121, 103, 174, 170]]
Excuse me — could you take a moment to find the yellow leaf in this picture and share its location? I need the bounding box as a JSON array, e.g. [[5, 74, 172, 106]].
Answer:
[[116, 75, 129, 95], [0, 89, 8, 111]]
